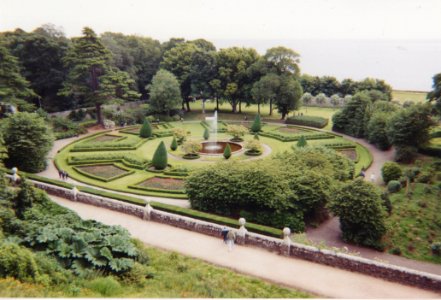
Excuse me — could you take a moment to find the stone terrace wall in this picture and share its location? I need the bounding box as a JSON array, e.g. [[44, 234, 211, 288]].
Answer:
[[33, 181, 441, 292]]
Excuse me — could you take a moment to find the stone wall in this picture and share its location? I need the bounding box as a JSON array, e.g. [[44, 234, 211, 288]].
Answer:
[[33, 181, 441, 292]]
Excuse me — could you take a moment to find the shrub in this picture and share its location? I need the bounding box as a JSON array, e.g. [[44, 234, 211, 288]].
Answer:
[[387, 180, 401, 193], [245, 139, 262, 153], [226, 124, 248, 141], [172, 128, 188, 144], [367, 112, 391, 150], [328, 178, 386, 249], [416, 172, 432, 183], [170, 136, 178, 151], [381, 192, 393, 215], [151, 141, 168, 170], [296, 135, 307, 148], [223, 143, 231, 159], [0, 243, 40, 283], [88, 277, 122, 297], [203, 128, 210, 140], [394, 146, 418, 163], [4, 112, 54, 172], [286, 115, 328, 128], [431, 242, 441, 256], [381, 161, 402, 183], [182, 140, 202, 155], [139, 119, 153, 138], [251, 114, 262, 132]]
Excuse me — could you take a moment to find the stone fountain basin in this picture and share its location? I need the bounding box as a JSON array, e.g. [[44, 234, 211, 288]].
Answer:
[[199, 141, 242, 155]]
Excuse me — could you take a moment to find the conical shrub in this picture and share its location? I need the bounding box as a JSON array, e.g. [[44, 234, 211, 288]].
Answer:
[[170, 136, 178, 151], [297, 135, 307, 148], [140, 118, 153, 138], [203, 128, 210, 140], [152, 141, 168, 170], [223, 143, 232, 159], [251, 114, 262, 133]]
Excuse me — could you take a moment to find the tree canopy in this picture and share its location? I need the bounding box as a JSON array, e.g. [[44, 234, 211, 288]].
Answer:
[[147, 69, 182, 116]]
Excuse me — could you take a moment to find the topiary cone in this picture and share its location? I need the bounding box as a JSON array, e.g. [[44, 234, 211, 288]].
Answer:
[[140, 118, 153, 138], [296, 135, 307, 147], [170, 136, 178, 151], [251, 114, 262, 133], [223, 143, 232, 159], [152, 141, 168, 170], [203, 128, 210, 140]]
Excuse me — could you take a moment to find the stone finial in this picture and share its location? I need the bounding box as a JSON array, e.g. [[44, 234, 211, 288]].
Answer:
[[237, 217, 247, 237], [11, 167, 17, 174], [143, 201, 153, 220], [283, 227, 291, 245]]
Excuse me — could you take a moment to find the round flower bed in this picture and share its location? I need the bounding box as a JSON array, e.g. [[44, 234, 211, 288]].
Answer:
[[183, 153, 200, 160], [244, 149, 262, 156]]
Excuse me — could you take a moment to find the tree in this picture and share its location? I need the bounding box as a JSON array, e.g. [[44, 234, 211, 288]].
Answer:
[[251, 74, 279, 115], [170, 136, 178, 151], [328, 178, 386, 249], [139, 118, 153, 138], [203, 128, 210, 140], [366, 112, 391, 150], [427, 73, 441, 113], [151, 141, 168, 170], [59, 27, 139, 125], [223, 143, 232, 159], [263, 46, 300, 76], [275, 76, 303, 120], [314, 93, 328, 105], [301, 92, 313, 106], [148, 69, 181, 115], [0, 45, 36, 109], [330, 94, 341, 106], [189, 48, 217, 107], [14, 178, 36, 219], [296, 136, 307, 148], [226, 125, 248, 141], [387, 104, 434, 161], [251, 114, 262, 132], [319, 76, 340, 96], [4, 112, 54, 172]]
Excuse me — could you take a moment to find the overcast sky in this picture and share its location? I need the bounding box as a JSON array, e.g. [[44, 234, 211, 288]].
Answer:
[[1, 0, 441, 91]]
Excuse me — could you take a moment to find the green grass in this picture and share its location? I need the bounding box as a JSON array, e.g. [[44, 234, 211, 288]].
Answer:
[[392, 90, 428, 104], [383, 158, 441, 264], [0, 246, 312, 298]]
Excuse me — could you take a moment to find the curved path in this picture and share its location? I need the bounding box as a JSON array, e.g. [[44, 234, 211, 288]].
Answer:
[[38, 126, 441, 277], [50, 195, 439, 298]]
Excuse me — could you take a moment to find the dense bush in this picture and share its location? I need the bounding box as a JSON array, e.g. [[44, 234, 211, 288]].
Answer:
[[416, 172, 432, 183], [151, 141, 168, 170], [367, 112, 391, 150], [394, 146, 418, 163], [328, 178, 386, 249], [0, 243, 40, 283], [332, 92, 371, 137], [387, 180, 401, 193], [4, 112, 54, 172], [285, 115, 328, 128], [381, 162, 402, 183]]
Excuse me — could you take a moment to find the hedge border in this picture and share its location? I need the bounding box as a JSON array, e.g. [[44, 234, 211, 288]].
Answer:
[[73, 163, 135, 182], [86, 134, 128, 143], [285, 115, 329, 129], [70, 138, 149, 152]]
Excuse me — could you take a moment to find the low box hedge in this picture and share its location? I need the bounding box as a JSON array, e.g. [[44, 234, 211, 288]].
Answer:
[[70, 138, 149, 152], [128, 185, 186, 195], [259, 131, 334, 142], [72, 164, 135, 182], [419, 145, 441, 158], [285, 115, 329, 128]]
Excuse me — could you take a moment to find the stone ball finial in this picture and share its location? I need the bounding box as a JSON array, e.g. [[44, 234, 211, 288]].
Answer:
[[239, 217, 246, 226], [283, 227, 291, 237], [11, 167, 18, 174]]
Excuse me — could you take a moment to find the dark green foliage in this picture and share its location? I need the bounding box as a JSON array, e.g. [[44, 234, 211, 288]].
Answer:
[[0, 243, 40, 282], [147, 69, 182, 115], [328, 178, 386, 249], [241, 210, 304, 233], [250, 114, 262, 132], [387, 104, 435, 160], [223, 143, 231, 159], [387, 180, 401, 193], [296, 135, 307, 148], [381, 161, 402, 183], [367, 112, 391, 150], [13, 179, 36, 219], [4, 112, 54, 172], [87, 277, 122, 296], [381, 192, 393, 215], [151, 141, 168, 170], [139, 119, 153, 138], [203, 128, 210, 140], [253, 134, 259, 140], [332, 92, 372, 137], [170, 137, 178, 151], [416, 172, 432, 184], [428, 73, 441, 115], [286, 115, 328, 128]]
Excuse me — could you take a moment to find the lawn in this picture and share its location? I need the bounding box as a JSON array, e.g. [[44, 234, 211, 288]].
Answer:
[[392, 90, 428, 104]]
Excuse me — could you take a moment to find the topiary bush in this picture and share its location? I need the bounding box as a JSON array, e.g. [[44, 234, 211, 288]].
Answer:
[[170, 136, 178, 151], [296, 135, 307, 148], [250, 114, 262, 133], [381, 161, 402, 183], [139, 119, 153, 138], [203, 128, 210, 140], [387, 180, 401, 193], [151, 141, 168, 170], [223, 143, 231, 159]]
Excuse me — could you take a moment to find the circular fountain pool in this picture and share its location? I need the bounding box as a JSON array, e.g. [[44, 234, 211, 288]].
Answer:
[[199, 141, 242, 154]]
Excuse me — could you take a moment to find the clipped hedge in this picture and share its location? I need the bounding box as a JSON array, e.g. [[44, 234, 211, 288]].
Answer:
[[286, 115, 329, 128], [321, 142, 356, 150], [128, 185, 186, 195], [200, 120, 228, 133], [419, 145, 441, 158], [259, 131, 334, 142], [70, 138, 149, 152], [68, 153, 149, 170]]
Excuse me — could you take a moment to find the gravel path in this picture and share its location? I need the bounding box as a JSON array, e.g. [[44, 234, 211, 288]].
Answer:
[[49, 195, 440, 299]]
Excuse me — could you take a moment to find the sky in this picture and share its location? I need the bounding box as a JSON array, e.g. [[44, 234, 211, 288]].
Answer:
[[1, 0, 441, 90]]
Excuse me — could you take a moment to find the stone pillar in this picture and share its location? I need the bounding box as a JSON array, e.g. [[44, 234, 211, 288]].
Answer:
[[72, 186, 79, 201], [236, 217, 248, 245], [281, 227, 291, 256], [143, 201, 153, 220]]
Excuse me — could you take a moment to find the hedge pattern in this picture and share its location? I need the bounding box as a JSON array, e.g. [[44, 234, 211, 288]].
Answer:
[[259, 131, 335, 142], [73, 164, 135, 182], [286, 115, 329, 128]]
